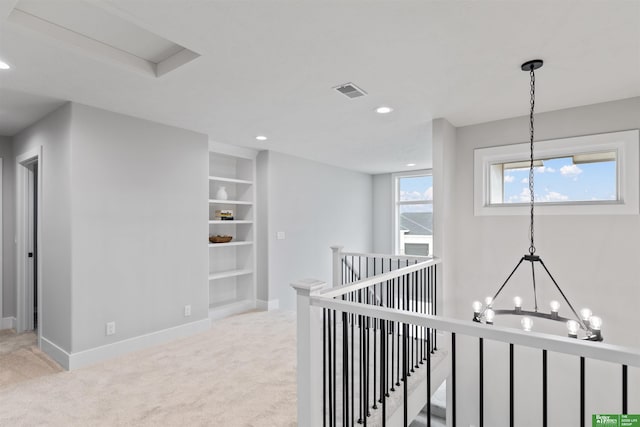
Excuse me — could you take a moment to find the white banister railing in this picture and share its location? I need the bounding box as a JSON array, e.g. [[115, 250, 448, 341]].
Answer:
[[293, 253, 640, 427]]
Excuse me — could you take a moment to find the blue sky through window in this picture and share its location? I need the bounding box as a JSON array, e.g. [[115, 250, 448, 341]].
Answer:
[[399, 175, 433, 202], [503, 157, 616, 203]]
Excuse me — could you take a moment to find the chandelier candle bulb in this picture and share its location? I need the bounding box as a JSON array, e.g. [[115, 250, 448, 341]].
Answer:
[[580, 308, 592, 321], [484, 297, 493, 307], [550, 300, 560, 319], [521, 317, 533, 332], [485, 309, 495, 325], [514, 296, 523, 312], [589, 316, 602, 330], [567, 320, 580, 338], [472, 301, 483, 320]]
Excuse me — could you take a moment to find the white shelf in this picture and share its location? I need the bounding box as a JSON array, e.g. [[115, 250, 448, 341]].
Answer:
[[208, 269, 253, 280], [208, 241, 253, 248], [208, 175, 253, 185], [209, 298, 255, 320], [208, 149, 256, 321], [209, 199, 253, 205]]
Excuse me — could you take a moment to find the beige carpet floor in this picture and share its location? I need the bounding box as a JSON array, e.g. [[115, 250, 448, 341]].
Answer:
[[0, 329, 64, 389], [0, 310, 297, 427]]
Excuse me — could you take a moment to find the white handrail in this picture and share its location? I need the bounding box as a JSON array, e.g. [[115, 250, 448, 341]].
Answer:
[[321, 257, 441, 299], [341, 251, 432, 261], [311, 296, 640, 367]]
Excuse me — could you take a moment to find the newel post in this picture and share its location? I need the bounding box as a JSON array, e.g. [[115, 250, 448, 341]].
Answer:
[[330, 245, 343, 287], [291, 278, 326, 427]]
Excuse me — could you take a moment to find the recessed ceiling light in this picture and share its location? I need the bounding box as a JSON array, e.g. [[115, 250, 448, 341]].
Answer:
[[406, 163, 416, 167], [256, 135, 268, 141], [375, 106, 393, 114], [0, 59, 10, 70]]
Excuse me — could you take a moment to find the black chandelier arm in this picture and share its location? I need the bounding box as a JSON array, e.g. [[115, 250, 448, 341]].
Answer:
[[482, 256, 526, 316], [538, 258, 589, 331], [492, 309, 572, 324]]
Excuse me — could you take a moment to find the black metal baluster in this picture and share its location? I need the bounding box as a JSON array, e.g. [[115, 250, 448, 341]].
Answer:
[[427, 332, 431, 427], [479, 337, 484, 427], [622, 365, 628, 414], [543, 349, 547, 427], [364, 314, 369, 426], [323, 309, 327, 427], [580, 357, 585, 427], [351, 295, 355, 426], [381, 318, 387, 426], [333, 310, 337, 427], [358, 312, 363, 424], [452, 332, 457, 427], [373, 298, 378, 410], [510, 344, 514, 427], [403, 323, 409, 426], [327, 310, 335, 426], [391, 276, 396, 393], [396, 270, 401, 387], [343, 311, 349, 427], [412, 271, 420, 368]]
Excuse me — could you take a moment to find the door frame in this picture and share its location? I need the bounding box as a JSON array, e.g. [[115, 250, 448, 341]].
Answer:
[[16, 148, 42, 344]]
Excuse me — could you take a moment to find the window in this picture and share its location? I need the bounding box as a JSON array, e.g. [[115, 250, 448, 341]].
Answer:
[[474, 130, 639, 215], [394, 171, 432, 256]]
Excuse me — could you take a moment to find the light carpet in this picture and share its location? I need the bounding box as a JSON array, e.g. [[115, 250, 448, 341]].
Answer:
[[0, 310, 297, 427], [0, 330, 63, 389]]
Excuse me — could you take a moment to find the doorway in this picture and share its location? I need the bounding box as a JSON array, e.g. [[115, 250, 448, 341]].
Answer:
[[16, 149, 41, 345]]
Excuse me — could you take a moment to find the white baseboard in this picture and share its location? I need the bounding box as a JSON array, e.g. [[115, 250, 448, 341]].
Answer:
[[41, 318, 211, 371], [0, 316, 16, 330], [40, 337, 71, 370], [256, 299, 280, 311]]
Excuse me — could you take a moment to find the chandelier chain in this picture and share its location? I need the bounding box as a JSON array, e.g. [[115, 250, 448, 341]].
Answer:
[[528, 67, 536, 255]]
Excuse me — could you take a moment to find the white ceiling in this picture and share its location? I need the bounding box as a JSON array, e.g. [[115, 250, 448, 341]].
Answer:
[[0, 0, 638, 174]]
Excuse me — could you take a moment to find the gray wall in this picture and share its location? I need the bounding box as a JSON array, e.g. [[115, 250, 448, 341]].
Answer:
[[447, 97, 640, 425], [69, 103, 208, 352], [0, 136, 15, 319], [256, 150, 269, 303], [372, 173, 393, 254], [11, 102, 208, 357], [13, 104, 73, 351], [258, 151, 373, 310]]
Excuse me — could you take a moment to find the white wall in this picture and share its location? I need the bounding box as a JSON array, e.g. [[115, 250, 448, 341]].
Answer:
[[372, 173, 393, 254], [258, 151, 373, 310], [69, 103, 209, 353], [13, 104, 73, 350], [445, 97, 640, 425], [0, 136, 15, 321]]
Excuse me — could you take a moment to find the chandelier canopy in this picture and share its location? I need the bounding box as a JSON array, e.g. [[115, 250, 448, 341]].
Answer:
[[472, 59, 603, 341]]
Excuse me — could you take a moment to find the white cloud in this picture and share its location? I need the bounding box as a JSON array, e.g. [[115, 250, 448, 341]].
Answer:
[[560, 164, 582, 179], [504, 175, 515, 183], [520, 178, 528, 184], [507, 188, 569, 203], [541, 191, 569, 202], [400, 187, 433, 201]]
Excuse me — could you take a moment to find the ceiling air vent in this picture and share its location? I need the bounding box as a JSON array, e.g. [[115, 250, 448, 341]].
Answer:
[[334, 82, 367, 99]]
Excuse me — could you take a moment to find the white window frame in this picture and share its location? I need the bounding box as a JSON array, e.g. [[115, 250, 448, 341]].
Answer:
[[474, 129, 639, 216], [393, 169, 433, 255]]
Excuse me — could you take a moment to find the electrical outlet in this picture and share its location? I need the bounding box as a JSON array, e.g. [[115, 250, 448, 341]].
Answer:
[[184, 305, 192, 317], [276, 231, 285, 240], [105, 321, 116, 336]]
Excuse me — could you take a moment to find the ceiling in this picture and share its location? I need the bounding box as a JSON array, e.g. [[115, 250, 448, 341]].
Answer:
[[0, 0, 638, 174]]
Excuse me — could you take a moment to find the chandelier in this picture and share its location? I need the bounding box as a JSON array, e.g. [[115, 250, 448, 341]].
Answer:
[[472, 59, 603, 341]]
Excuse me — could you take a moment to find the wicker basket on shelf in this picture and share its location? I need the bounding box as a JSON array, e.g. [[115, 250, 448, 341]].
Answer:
[[209, 235, 233, 244]]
